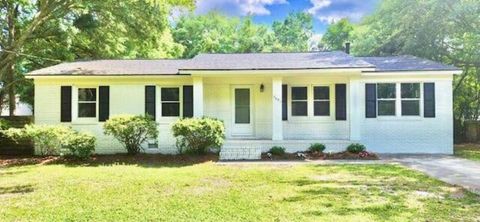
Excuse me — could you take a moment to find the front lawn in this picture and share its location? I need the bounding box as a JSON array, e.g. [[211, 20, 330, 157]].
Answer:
[[1, 159, 479, 221], [455, 144, 480, 162]]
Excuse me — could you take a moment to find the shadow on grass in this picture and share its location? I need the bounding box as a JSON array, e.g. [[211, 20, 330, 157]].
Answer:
[[0, 184, 34, 195], [1, 154, 218, 168]]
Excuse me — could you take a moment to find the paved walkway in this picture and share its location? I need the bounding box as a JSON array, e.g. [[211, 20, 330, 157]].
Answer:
[[381, 154, 480, 194], [219, 154, 480, 194]]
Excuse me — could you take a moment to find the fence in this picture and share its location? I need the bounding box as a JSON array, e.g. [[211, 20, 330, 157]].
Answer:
[[0, 116, 34, 155]]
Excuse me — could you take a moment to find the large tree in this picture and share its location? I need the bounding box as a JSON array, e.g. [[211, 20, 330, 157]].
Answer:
[[173, 12, 276, 58], [272, 12, 313, 52], [321, 18, 354, 51], [0, 0, 193, 115]]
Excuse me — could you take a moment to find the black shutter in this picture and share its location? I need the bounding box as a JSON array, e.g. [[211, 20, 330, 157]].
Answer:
[[335, 84, 347, 120], [424, 83, 435, 118], [60, 86, 72, 122], [99, 86, 110, 122], [282, 84, 288, 121], [145, 86, 156, 120], [183, 85, 193, 118], [365, 84, 377, 118]]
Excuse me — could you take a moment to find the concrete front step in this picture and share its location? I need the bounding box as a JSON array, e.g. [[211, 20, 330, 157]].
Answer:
[[219, 139, 352, 160]]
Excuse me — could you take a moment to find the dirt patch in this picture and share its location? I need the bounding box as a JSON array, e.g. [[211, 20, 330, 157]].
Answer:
[[0, 153, 218, 167], [261, 151, 379, 161]]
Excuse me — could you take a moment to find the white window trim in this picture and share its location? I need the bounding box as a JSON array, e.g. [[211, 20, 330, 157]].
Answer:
[[312, 85, 332, 118], [400, 83, 423, 117], [377, 83, 397, 117], [288, 84, 335, 122], [72, 86, 98, 124], [158, 86, 183, 121], [374, 82, 424, 120], [290, 85, 309, 118]]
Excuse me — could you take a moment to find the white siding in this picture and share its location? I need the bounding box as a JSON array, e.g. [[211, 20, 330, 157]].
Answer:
[[357, 77, 453, 154], [33, 73, 454, 155]]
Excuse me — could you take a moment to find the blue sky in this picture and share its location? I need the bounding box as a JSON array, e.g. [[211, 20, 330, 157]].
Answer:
[[193, 0, 380, 34]]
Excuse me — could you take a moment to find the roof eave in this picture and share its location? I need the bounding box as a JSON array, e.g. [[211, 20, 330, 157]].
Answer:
[[362, 69, 463, 76]]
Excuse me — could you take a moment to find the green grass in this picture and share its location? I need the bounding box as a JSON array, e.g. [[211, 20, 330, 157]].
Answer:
[[1, 163, 479, 221], [455, 144, 480, 161]]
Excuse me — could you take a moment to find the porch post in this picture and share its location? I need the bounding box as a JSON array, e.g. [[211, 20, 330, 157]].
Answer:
[[349, 78, 361, 141], [193, 77, 204, 117], [272, 77, 283, 140]]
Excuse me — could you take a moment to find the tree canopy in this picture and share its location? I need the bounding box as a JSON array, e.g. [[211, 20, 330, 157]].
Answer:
[[321, 18, 354, 51]]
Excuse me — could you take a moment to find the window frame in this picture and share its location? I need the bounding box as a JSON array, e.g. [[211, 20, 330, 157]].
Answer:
[[313, 85, 331, 117], [400, 83, 422, 116], [290, 86, 309, 117], [376, 83, 397, 117], [76, 87, 98, 121], [159, 86, 182, 118]]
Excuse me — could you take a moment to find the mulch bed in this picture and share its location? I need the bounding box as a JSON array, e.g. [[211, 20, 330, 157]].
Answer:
[[0, 153, 219, 168], [261, 151, 379, 161]]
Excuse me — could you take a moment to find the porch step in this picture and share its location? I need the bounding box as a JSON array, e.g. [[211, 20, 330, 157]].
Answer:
[[219, 139, 352, 160], [219, 147, 262, 160]]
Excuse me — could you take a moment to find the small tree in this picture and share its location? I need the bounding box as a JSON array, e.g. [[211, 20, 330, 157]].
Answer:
[[103, 115, 158, 155], [172, 117, 225, 154]]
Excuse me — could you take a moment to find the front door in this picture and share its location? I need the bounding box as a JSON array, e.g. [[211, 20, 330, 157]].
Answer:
[[231, 86, 254, 137]]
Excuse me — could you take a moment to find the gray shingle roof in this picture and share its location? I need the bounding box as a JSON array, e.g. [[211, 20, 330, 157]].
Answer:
[[360, 55, 460, 72], [28, 59, 187, 76], [27, 52, 460, 76], [182, 51, 375, 70]]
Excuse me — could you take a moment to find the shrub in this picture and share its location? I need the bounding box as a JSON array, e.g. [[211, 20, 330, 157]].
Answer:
[[172, 117, 225, 154], [2, 124, 74, 155], [0, 119, 10, 130], [269, 146, 286, 155], [346, 143, 366, 154], [308, 143, 326, 153], [103, 115, 158, 155], [63, 132, 96, 159]]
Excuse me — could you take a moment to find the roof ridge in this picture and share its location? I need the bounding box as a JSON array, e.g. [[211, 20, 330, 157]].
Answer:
[[196, 51, 345, 56]]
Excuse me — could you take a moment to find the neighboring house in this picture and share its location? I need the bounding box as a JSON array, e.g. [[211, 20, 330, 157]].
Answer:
[[27, 51, 461, 159]]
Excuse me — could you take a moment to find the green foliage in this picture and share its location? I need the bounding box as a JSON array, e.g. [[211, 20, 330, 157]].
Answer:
[[0, 119, 10, 130], [171, 117, 225, 154], [173, 12, 276, 58], [272, 12, 313, 52], [103, 115, 159, 155], [321, 18, 354, 51], [346, 143, 366, 154], [63, 132, 96, 159], [308, 143, 326, 153], [2, 124, 96, 158], [269, 146, 286, 156]]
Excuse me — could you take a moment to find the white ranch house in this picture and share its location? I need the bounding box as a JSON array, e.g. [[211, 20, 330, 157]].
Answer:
[[27, 52, 461, 160]]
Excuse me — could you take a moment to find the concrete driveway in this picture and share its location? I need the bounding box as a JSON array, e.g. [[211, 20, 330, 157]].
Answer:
[[382, 154, 480, 194]]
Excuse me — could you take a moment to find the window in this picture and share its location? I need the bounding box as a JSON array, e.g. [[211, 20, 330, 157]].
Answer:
[[78, 88, 96, 118], [401, 83, 420, 116], [291, 87, 308, 116], [313, 86, 330, 116], [377, 83, 396, 116], [161, 87, 180, 117]]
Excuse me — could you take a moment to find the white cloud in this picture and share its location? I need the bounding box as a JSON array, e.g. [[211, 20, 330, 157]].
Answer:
[[195, 0, 288, 16], [307, 0, 377, 24]]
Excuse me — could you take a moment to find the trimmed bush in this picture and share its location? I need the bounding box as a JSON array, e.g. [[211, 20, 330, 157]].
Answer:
[[172, 117, 225, 154], [308, 143, 326, 153], [269, 146, 286, 155], [346, 143, 366, 154], [63, 132, 96, 159], [103, 115, 158, 155], [3, 124, 73, 155], [1, 124, 90, 156]]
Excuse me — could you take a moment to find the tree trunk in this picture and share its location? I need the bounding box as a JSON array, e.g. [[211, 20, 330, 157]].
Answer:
[[7, 62, 16, 116]]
